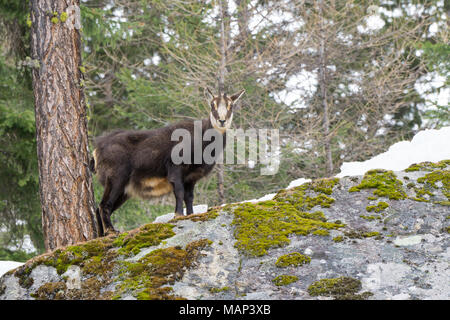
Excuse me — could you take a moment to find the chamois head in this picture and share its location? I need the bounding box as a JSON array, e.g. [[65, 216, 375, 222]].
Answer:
[[205, 87, 245, 133]]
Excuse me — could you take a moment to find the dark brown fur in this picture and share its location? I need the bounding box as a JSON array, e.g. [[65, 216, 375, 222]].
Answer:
[[92, 118, 225, 236], [92, 88, 244, 236]]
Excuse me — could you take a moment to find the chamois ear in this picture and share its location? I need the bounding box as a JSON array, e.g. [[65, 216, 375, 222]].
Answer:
[[230, 89, 245, 103], [205, 87, 215, 101]]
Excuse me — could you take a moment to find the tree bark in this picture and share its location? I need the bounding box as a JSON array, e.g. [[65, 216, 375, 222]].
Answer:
[[30, 0, 99, 250], [216, 0, 230, 204], [317, 0, 333, 176]]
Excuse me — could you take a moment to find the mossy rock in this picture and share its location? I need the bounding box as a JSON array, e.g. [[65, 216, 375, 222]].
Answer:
[[344, 230, 382, 239], [31, 282, 67, 300], [366, 201, 389, 213], [272, 275, 299, 286], [170, 207, 221, 223], [405, 160, 450, 172], [115, 239, 212, 300], [231, 200, 344, 256], [349, 169, 406, 200], [275, 252, 311, 268], [274, 178, 339, 211], [209, 286, 231, 293], [307, 277, 372, 300], [117, 223, 176, 256]]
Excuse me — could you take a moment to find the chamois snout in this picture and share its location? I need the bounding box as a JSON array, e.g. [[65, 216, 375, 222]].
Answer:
[[205, 87, 245, 133]]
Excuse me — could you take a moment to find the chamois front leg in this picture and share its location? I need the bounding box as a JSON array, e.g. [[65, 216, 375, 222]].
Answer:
[[168, 166, 185, 216], [184, 182, 195, 215]]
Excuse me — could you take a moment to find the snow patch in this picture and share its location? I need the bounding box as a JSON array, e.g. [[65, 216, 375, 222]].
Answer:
[[336, 126, 450, 177], [0, 261, 24, 277]]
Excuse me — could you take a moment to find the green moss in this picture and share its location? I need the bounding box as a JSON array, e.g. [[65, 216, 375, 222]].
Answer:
[[32, 282, 66, 300], [51, 17, 59, 24], [136, 287, 182, 300], [35, 237, 119, 276], [14, 220, 182, 300], [15, 266, 34, 289], [366, 201, 389, 213], [359, 215, 380, 221], [275, 178, 339, 211], [170, 207, 221, 223], [307, 277, 372, 300], [408, 168, 449, 203], [25, 225, 169, 283], [332, 236, 344, 242], [417, 170, 449, 199], [209, 286, 231, 293], [363, 232, 381, 238], [308, 178, 340, 195], [60, 12, 68, 22], [115, 239, 212, 300], [312, 229, 330, 236], [345, 230, 382, 239], [232, 201, 345, 256], [349, 169, 406, 200], [272, 275, 299, 286], [406, 182, 415, 189], [405, 160, 450, 172], [275, 252, 311, 267], [112, 232, 129, 247], [230, 177, 343, 256], [117, 223, 175, 256]]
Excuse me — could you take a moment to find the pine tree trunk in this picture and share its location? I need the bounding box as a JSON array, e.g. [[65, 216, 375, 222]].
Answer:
[[30, 0, 99, 250], [216, 0, 229, 205], [317, 0, 333, 176]]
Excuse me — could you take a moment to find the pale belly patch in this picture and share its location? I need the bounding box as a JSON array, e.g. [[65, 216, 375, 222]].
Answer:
[[93, 149, 99, 171], [125, 177, 173, 199]]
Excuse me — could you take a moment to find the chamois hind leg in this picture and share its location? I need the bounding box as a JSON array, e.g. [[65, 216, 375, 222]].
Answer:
[[95, 208, 104, 237], [99, 175, 129, 236], [112, 193, 129, 212]]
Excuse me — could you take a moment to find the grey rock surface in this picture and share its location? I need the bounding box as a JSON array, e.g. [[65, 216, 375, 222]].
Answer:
[[1, 165, 449, 300]]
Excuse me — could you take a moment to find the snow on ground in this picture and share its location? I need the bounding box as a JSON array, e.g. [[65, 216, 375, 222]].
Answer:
[[0, 261, 24, 278], [336, 126, 450, 177], [286, 178, 312, 189]]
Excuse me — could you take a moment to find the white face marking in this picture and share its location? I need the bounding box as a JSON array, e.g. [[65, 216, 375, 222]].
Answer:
[[210, 96, 233, 133], [217, 98, 228, 120]]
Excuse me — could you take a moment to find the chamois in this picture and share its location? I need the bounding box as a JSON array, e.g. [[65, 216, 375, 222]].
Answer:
[[91, 88, 245, 236]]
